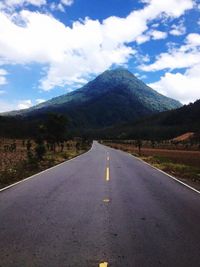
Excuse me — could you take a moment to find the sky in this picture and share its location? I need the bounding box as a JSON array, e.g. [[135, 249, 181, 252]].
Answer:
[[0, 0, 200, 112]]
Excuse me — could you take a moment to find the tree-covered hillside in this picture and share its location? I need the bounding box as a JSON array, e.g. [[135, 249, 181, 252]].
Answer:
[[96, 99, 200, 140], [2, 68, 181, 131]]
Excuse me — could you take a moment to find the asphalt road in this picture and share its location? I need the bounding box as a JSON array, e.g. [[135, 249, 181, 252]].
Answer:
[[0, 141, 200, 267]]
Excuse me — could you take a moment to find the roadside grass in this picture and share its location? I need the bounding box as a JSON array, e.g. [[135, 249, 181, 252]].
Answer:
[[104, 142, 200, 191], [0, 140, 91, 189], [140, 155, 200, 185]]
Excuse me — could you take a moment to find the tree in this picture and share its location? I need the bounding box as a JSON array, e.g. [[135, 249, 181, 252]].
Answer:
[[33, 123, 47, 161], [26, 140, 32, 151], [135, 139, 142, 155], [35, 141, 46, 160], [44, 113, 68, 151]]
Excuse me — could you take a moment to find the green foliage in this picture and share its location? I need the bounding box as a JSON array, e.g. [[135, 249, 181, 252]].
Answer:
[[35, 142, 46, 161], [44, 113, 68, 144], [97, 99, 200, 140], [0, 68, 182, 139], [141, 155, 200, 183], [26, 140, 32, 151], [1, 70, 199, 142]]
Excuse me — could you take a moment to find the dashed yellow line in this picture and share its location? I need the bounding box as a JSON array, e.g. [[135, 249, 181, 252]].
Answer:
[[106, 152, 110, 181], [106, 167, 110, 181], [100, 154, 110, 267], [99, 262, 108, 267]]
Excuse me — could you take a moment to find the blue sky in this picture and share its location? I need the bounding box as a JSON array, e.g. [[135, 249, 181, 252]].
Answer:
[[0, 0, 200, 111]]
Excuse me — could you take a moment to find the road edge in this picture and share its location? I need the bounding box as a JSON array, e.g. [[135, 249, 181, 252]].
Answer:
[[0, 145, 93, 193], [103, 144, 200, 195], [130, 153, 200, 194]]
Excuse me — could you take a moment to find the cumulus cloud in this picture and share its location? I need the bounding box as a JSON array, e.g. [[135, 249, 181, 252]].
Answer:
[[0, 0, 194, 90], [18, 99, 32, 109], [149, 64, 200, 104], [140, 33, 200, 71], [50, 2, 65, 12], [144, 33, 200, 103], [1, 0, 46, 9], [36, 98, 45, 104], [0, 100, 16, 112], [50, 0, 74, 12], [150, 30, 168, 40], [0, 69, 8, 85], [60, 0, 74, 6], [170, 20, 186, 36], [136, 30, 167, 44], [136, 34, 151, 44]]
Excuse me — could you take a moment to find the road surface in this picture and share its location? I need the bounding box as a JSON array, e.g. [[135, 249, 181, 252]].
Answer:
[[0, 141, 200, 267]]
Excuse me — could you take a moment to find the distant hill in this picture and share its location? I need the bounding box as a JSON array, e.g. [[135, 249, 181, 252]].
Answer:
[[2, 68, 181, 129], [102, 99, 200, 140], [172, 132, 195, 142], [0, 68, 182, 137]]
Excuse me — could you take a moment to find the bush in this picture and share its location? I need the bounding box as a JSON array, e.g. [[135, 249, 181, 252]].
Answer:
[[35, 143, 46, 160]]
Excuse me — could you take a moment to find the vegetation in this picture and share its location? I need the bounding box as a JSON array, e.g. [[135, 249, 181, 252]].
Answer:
[[0, 68, 181, 136], [0, 69, 199, 191], [104, 140, 200, 190], [91, 99, 200, 140], [141, 155, 200, 187], [0, 111, 93, 189], [0, 138, 91, 189]]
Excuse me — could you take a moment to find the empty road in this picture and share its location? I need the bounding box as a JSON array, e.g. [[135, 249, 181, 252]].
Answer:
[[0, 141, 200, 267]]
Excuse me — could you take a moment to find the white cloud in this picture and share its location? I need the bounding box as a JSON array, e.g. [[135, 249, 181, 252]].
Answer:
[[0, 0, 194, 90], [36, 98, 45, 104], [2, 0, 46, 7], [50, 0, 74, 12], [0, 76, 7, 85], [61, 0, 74, 6], [136, 29, 167, 44], [187, 32, 200, 46], [50, 2, 65, 12], [141, 33, 200, 71], [0, 69, 8, 85], [0, 98, 46, 112], [144, 32, 200, 103], [0, 69, 8, 76], [150, 30, 168, 40], [149, 64, 200, 104], [0, 100, 16, 112], [136, 34, 151, 44], [18, 99, 32, 109], [170, 20, 186, 36]]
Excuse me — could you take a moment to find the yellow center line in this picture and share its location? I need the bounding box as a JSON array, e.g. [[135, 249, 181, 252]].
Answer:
[[103, 198, 110, 203], [106, 167, 110, 181], [99, 262, 108, 267]]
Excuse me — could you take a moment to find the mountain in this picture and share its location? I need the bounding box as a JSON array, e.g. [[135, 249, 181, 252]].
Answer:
[[102, 99, 200, 140], [0, 68, 182, 137]]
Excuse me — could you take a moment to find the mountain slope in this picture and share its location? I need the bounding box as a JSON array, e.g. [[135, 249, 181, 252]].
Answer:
[[103, 99, 200, 140], [1, 68, 182, 134]]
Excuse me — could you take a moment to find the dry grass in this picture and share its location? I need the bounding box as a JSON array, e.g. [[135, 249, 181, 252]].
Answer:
[[105, 143, 200, 168], [0, 138, 91, 189], [104, 142, 200, 190]]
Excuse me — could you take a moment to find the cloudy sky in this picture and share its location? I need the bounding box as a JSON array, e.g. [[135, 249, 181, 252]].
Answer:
[[0, 0, 200, 111]]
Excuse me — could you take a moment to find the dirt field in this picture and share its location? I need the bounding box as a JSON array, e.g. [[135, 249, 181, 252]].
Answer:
[[0, 138, 91, 189], [0, 139, 27, 172], [104, 142, 200, 190], [106, 143, 200, 168]]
